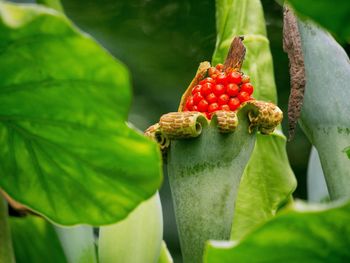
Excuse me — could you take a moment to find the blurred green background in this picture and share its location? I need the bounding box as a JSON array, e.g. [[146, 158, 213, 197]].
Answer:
[[10, 0, 350, 261]]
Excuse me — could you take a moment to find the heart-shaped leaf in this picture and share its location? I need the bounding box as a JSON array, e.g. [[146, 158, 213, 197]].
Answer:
[[0, 3, 162, 225], [204, 200, 350, 263]]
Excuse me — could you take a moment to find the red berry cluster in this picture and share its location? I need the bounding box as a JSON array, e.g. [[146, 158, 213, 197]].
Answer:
[[183, 64, 255, 119]]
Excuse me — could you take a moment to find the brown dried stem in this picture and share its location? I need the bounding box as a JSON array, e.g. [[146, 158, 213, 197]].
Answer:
[[283, 6, 306, 140]]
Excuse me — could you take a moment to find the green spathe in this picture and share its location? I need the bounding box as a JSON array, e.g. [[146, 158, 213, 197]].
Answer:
[[298, 18, 350, 199], [99, 193, 163, 263], [213, 0, 296, 241], [167, 105, 257, 263], [0, 3, 162, 225]]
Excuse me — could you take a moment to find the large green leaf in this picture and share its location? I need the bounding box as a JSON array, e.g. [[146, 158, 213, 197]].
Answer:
[[213, 0, 296, 240], [10, 216, 67, 263], [297, 18, 350, 199], [0, 3, 162, 225], [287, 0, 350, 43], [204, 200, 350, 263]]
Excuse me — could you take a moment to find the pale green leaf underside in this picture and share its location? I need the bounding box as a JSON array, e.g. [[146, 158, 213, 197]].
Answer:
[[213, 0, 296, 240], [10, 216, 67, 263], [0, 3, 162, 225], [205, 200, 350, 263]]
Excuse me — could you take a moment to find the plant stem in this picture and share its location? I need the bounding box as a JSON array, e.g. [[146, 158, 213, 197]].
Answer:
[[36, 0, 64, 12], [0, 195, 15, 263]]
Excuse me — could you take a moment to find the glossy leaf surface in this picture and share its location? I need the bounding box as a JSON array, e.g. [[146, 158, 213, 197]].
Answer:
[[205, 200, 350, 263], [0, 3, 162, 225]]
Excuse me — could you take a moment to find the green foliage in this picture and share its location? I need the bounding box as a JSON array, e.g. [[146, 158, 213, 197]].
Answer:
[[213, 0, 296, 240], [0, 2, 162, 225], [0, 198, 15, 263], [61, 0, 216, 123], [10, 216, 67, 263], [99, 194, 163, 263], [297, 18, 350, 199], [204, 200, 350, 263], [288, 0, 350, 42]]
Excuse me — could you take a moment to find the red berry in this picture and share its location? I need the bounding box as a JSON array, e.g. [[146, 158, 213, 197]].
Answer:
[[201, 83, 213, 96], [205, 112, 211, 119], [186, 97, 194, 110], [240, 83, 254, 95], [192, 84, 202, 95], [211, 74, 218, 79], [193, 92, 204, 104], [193, 105, 198, 111], [206, 93, 217, 104], [217, 94, 229, 105], [228, 98, 240, 111], [215, 63, 224, 71], [199, 77, 215, 85], [208, 103, 219, 113], [226, 83, 239, 97], [216, 73, 227, 85], [237, 91, 250, 102], [220, 104, 230, 111], [197, 99, 209, 112], [241, 75, 250, 83], [213, 84, 225, 96], [227, 71, 242, 84]]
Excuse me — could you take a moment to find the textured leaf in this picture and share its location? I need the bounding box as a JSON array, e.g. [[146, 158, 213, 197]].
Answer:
[[99, 193, 163, 263], [213, 0, 296, 240], [10, 216, 67, 263], [0, 3, 162, 225], [204, 200, 350, 263], [297, 18, 350, 199], [288, 0, 350, 42]]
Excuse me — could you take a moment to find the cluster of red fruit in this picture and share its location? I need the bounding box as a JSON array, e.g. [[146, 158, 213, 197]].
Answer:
[[183, 64, 254, 119]]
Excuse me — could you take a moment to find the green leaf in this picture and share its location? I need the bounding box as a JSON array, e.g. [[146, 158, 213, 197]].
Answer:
[[158, 241, 174, 263], [213, 0, 296, 240], [0, 197, 15, 263], [204, 200, 350, 263], [54, 225, 97, 263], [99, 193, 163, 263], [287, 0, 350, 42], [297, 18, 350, 199], [0, 3, 162, 225], [10, 216, 67, 263], [231, 133, 296, 239]]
